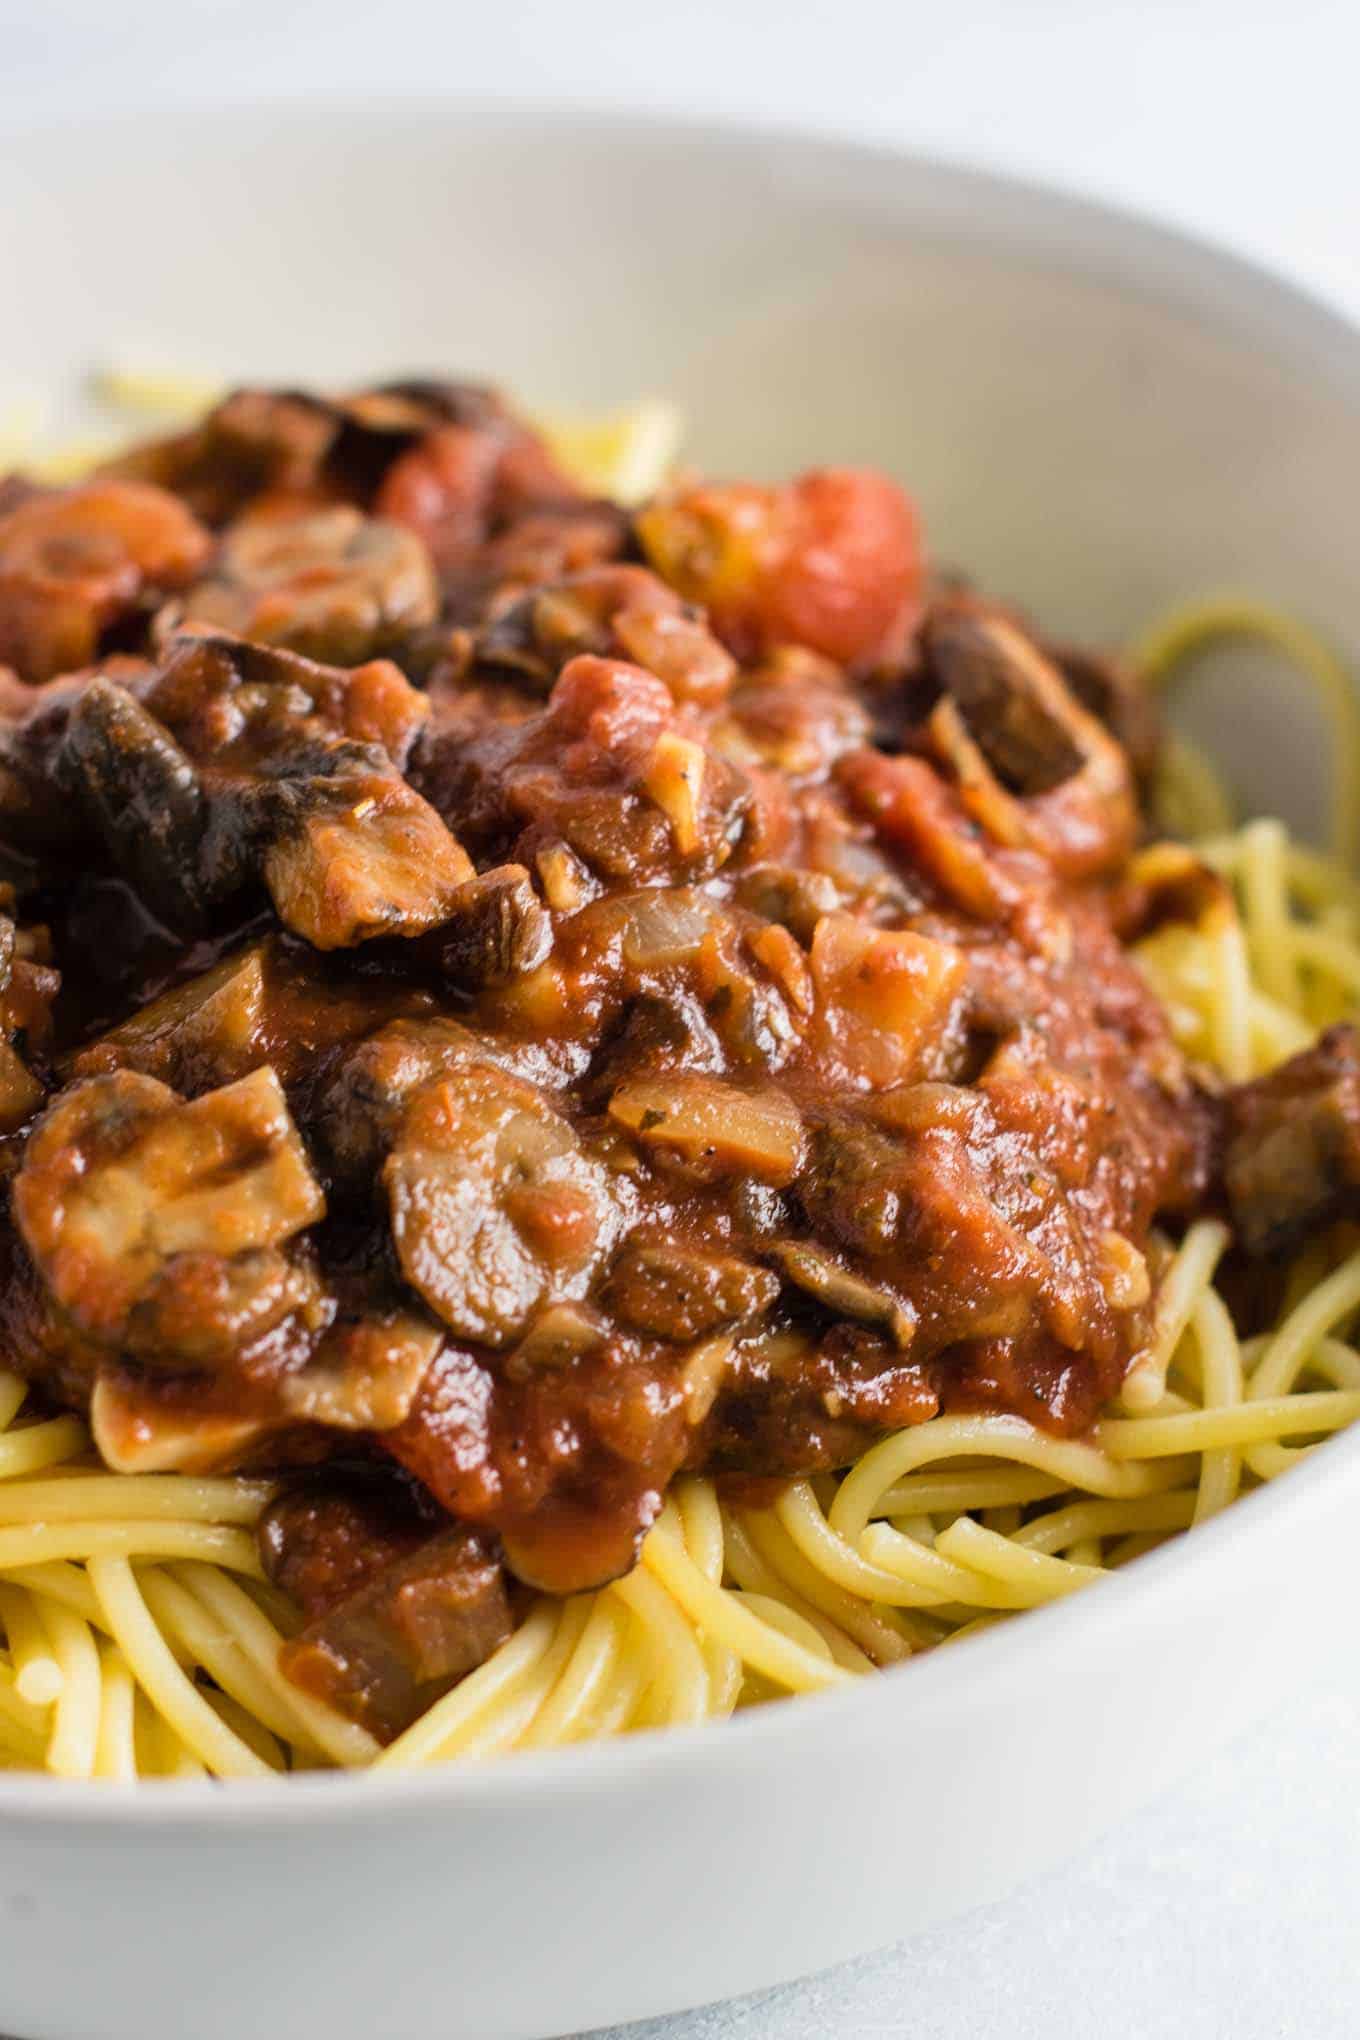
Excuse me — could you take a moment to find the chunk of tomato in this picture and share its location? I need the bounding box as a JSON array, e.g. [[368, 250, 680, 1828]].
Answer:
[[638, 466, 923, 671]]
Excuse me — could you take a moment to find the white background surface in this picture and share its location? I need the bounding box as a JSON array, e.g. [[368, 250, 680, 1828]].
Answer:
[[3, 4, 1360, 2034]]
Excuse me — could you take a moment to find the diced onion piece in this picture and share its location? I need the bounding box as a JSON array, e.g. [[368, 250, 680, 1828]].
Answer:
[[680, 1335, 735, 1425], [1097, 1231, 1152, 1311], [642, 731, 706, 856], [91, 1372, 274, 1475]]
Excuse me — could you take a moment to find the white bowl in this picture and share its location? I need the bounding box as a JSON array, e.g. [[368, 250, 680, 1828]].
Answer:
[[2, 98, 1360, 2040]]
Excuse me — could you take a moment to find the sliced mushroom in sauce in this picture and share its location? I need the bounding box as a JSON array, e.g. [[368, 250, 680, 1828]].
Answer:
[[385, 1063, 622, 1347]]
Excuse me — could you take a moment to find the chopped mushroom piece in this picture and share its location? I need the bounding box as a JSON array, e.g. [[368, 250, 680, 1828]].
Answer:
[[117, 1243, 324, 1367], [90, 1365, 281, 1474], [67, 942, 271, 1088], [117, 632, 474, 942], [386, 1063, 619, 1347], [66, 937, 433, 1097], [1223, 1025, 1360, 1254], [280, 1306, 444, 1430], [262, 774, 474, 949], [13, 1066, 325, 1352], [602, 1239, 779, 1342], [262, 1484, 512, 1740], [59, 675, 208, 928], [509, 1302, 608, 1373], [418, 863, 552, 991], [925, 605, 1086, 793]]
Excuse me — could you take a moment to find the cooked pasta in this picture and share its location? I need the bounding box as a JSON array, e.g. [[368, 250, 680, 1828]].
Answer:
[[0, 803, 1344, 1777], [0, 384, 1355, 1779]]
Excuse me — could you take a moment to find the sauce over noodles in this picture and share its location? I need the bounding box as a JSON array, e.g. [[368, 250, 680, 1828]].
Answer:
[[0, 381, 1352, 1777]]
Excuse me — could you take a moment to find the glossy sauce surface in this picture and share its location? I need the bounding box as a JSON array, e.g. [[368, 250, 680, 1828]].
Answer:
[[0, 385, 1221, 1729]]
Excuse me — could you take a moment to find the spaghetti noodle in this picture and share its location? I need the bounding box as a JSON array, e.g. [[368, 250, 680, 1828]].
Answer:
[[0, 391, 1355, 1778]]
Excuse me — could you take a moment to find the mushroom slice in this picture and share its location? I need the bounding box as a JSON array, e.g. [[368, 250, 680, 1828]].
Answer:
[[59, 675, 208, 927], [13, 1066, 325, 1350], [68, 941, 271, 1089], [769, 1241, 917, 1350], [608, 1075, 805, 1186], [280, 1306, 444, 1431], [313, 1016, 482, 1186], [601, 1240, 778, 1342], [178, 507, 438, 666], [926, 610, 1085, 793], [385, 1063, 617, 1348], [423, 864, 553, 991], [262, 774, 474, 949]]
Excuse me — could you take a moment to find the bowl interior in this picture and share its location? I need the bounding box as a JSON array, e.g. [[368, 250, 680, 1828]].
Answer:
[[5, 104, 1359, 828], [6, 104, 1359, 834]]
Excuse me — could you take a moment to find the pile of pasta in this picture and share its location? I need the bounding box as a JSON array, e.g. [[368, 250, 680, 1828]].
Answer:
[[0, 380, 1357, 1779]]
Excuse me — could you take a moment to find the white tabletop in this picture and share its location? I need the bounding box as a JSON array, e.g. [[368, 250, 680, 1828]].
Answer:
[[4, 5, 1360, 2033], [581, 1642, 1360, 2039]]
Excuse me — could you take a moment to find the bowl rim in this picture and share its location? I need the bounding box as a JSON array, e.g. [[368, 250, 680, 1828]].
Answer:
[[2, 91, 1359, 1826]]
